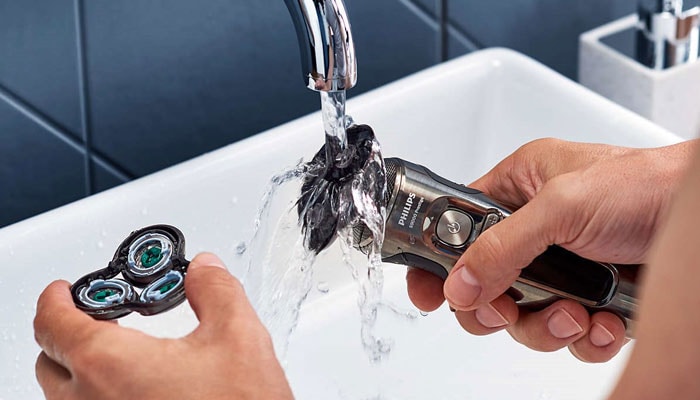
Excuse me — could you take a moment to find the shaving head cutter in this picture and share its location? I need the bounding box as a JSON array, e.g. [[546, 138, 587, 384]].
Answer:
[[70, 224, 190, 320]]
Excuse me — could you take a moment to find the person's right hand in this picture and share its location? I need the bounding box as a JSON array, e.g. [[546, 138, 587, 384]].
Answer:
[[407, 138, 697, 362]]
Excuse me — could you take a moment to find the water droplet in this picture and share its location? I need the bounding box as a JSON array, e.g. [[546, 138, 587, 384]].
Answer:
[[79, 250, 85, 256], [538, 390, 553, 400], [231, 197, 239, 205], [344, 114, 355, 128], [96, 241, 104, 249], [101, 229, 108, 237], [234, 242, 247, 255], [141, 207, 149, 216], [316, 281, 330, 293]]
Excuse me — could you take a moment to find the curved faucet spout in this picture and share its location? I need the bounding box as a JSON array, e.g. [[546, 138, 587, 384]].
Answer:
[[285, 0, 357, 92]]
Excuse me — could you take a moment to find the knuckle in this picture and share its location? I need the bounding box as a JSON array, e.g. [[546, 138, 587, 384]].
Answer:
[[517, 138, 561, 158], [470, 229, 517, 284]]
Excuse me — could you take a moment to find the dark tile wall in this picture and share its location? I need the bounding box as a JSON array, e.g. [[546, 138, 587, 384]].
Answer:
[[84, 0, 438, 177], [0, 97, 85, 227], [0, 0, 637, 227], [0, 0, 83, 138], [447, 0, 636, 78]]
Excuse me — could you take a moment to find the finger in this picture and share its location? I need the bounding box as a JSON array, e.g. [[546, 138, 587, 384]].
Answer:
[[34, 280, 99, 367], [469, 139, 619, 205], [453, 294, 518, 335], [35, 351, 72, 399], [506, 300, 589, 352], [447, 169, 592, 312], [185, 253, 263, 336], [569, 312, 627, 363], [443, 187, 563, 310], [406, 267, 445, 312]]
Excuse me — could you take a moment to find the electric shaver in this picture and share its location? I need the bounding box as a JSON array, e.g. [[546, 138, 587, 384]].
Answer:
[[353, 158, 638, 334]]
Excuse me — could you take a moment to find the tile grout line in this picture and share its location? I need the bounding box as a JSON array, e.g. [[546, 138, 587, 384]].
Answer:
[[0, 84, 86, 154], [446, 19, 482, 52], [74, 0, 95, 196], [91, 155, 132, 183], [0, 84, 136, 182], [398, 0, 440, 31], [438, 0, 448, 61]]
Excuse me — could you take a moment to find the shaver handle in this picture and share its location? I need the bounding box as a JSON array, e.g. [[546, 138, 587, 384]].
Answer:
[[421, 161, 639, 335], [399, 248, 638, 336]]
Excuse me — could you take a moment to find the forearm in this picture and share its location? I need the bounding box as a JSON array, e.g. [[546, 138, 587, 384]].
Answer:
[[609, 139, 700, 399]]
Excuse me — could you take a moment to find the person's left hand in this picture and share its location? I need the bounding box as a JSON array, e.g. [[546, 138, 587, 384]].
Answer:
[[34, 253, 294, 400]]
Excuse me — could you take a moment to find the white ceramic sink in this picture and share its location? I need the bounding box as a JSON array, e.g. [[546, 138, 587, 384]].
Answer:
[[0, 48, 681, 399]]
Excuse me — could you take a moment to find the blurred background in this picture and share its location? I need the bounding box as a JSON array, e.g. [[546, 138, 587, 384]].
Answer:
[[0, 0, 637, 228]]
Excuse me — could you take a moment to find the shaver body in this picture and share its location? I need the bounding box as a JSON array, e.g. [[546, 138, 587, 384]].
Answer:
[[356, 158, 638, 335]]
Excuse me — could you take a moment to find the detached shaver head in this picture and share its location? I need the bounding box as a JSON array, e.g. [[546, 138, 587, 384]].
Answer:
[[71, 224, 190, 320], [354, 157, 639, 336]]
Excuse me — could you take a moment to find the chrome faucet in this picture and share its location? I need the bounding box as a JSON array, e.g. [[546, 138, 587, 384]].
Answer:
[[284, 0, 357, 92]]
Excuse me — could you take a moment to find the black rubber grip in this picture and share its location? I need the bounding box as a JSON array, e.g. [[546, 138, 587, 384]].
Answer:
[[520, 246, 617, 306]]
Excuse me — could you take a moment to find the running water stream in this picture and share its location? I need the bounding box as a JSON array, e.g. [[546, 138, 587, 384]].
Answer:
[[240, 90, 415, 363]]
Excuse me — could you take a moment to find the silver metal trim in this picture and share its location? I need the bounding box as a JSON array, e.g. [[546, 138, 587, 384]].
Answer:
[[78, 279, 133, 309], [140, 270, 184, 303], [637, 0, 700, 69], [126, 233, 173, 278]]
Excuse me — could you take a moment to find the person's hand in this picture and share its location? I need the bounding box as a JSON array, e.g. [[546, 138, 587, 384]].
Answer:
[[34, 253, 294, 400], [407, 138, 696, 362]]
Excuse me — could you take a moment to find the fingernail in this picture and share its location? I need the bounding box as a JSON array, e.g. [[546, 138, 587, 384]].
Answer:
[[444, 265, 481, 309], [547, 309, 583, 339], [475, 303, 509, 328], [191, 253, 227, 270], [590, 323, 615, 347]]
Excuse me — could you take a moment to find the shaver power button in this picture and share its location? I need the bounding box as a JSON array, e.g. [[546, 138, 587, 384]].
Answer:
[[436, 209, 474, 247]]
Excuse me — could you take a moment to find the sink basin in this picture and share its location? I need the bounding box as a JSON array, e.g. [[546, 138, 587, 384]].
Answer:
[[0, 48, 681, 399]]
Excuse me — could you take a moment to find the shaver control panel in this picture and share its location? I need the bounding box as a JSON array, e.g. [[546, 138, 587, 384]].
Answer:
[[435, 209, 503, 250]]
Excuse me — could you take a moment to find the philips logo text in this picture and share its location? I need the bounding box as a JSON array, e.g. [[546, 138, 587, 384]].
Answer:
[[398, 193, 416, 226]]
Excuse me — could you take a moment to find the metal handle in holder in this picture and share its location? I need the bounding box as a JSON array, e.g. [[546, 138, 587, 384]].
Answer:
[[71, 224, 190, 320], [637, 0, 700, 69]]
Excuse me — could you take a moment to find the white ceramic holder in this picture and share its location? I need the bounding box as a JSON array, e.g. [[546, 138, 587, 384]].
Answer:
[[580, 15, 700, 140]]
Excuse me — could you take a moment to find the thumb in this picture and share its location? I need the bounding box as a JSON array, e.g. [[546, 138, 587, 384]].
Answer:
[[185, 252, 260, 334], [443, 190, 565, 311]]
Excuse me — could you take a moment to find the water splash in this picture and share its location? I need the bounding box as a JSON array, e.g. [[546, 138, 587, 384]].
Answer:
[[321, 90, 349, 161], [238, 91, 401, 363], [240, 161, 308, 283]]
